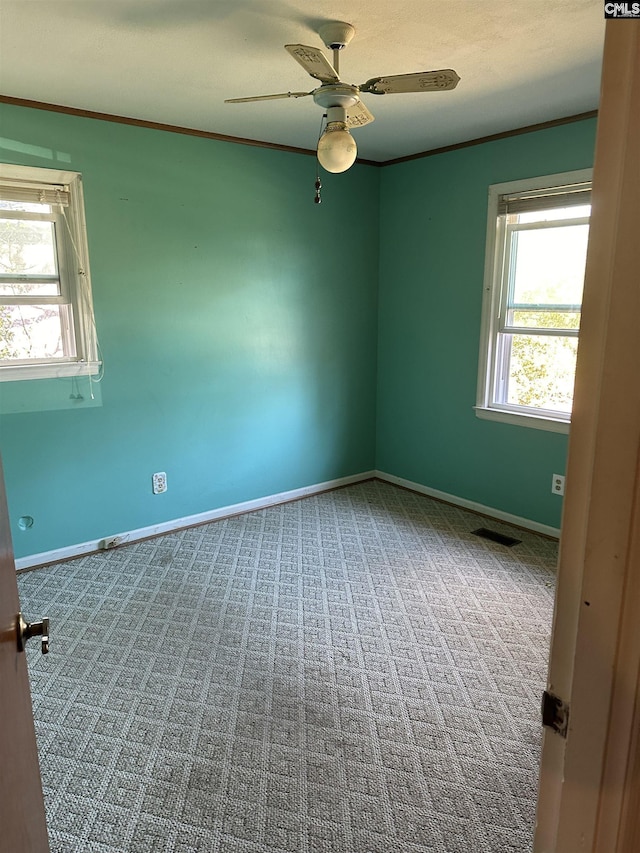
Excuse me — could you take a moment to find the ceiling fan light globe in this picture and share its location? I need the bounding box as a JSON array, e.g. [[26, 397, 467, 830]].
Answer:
[[317, 123, 357, 173]]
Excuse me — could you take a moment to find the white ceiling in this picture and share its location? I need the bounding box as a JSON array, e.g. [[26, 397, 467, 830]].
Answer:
[[0, 1, 606, 163]]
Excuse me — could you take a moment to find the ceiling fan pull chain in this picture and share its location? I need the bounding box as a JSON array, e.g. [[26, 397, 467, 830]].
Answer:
[[314, 113, 327, 204]]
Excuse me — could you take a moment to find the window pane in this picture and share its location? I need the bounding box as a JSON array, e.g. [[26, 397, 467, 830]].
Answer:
[[515, 204, 591, 223], [0, 278, 61, 296], [505, 334, 578, 414], [509, 309, 580, 331], [0, 200, 51, 214], [510, 223, 589, 307], [0, 304, 74, 361], [0, 217, 58, 277]]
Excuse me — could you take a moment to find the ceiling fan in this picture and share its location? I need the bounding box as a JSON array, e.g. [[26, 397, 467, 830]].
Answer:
[[225, 21, 460, 174]]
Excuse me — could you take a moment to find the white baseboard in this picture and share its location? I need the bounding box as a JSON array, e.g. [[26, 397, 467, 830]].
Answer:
[[16, 468, 559, 571], [374, 470, 561, 539], [15, 470, 376, 571]]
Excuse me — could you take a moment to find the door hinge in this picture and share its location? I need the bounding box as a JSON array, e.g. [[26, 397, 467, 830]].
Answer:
[[542, 689, 569, 738]]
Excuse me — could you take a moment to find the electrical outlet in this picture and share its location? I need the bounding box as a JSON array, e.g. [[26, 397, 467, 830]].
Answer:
[[152, 472, 167, 494], [552, 474, 565, 496]]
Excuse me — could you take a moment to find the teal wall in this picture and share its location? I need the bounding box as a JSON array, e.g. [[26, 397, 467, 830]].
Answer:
[[0, 104, 380, 558], [0, 104, 598, 559], [376, 118, 597, 528]]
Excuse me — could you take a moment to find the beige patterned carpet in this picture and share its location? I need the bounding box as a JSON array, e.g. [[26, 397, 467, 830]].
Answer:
[[18, 480, 557, 852]]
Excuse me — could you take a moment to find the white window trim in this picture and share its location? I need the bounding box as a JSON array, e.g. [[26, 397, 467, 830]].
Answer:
[[475, 168, 593, 433], [0, 163, 101, 382]]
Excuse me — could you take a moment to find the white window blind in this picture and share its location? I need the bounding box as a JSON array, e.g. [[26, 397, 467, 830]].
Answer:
[[497, 182, 591, 215], [0, 179, 70, 206]]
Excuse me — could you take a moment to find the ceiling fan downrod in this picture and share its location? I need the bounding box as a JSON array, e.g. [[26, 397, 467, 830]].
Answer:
[[318, 21, 355, 78]]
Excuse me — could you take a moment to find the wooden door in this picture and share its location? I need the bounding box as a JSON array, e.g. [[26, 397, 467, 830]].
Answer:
[[0, 454, 49, 852], [535, 20, 640, 853]]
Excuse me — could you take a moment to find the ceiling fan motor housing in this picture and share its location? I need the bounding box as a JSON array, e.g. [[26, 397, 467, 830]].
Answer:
[[313, 85, 360, 110]]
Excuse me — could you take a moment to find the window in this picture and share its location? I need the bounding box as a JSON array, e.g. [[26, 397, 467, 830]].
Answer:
[[476, 169, 592, 432], [0, 164, 100, 381]]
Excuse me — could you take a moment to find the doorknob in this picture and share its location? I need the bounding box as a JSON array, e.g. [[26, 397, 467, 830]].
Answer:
[[16, 612, 49, 655]]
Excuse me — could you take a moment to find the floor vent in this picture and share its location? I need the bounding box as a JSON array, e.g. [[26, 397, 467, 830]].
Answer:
[[472, 527, 522, 547]]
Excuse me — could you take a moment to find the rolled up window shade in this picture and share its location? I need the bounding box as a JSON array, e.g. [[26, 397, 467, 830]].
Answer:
[[498, 182, 591, 215], [0, 179, 70, 206]]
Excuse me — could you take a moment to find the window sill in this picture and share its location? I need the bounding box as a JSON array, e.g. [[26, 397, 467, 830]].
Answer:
[[0, 361, 101, 383], [474, 405, 570, 434]]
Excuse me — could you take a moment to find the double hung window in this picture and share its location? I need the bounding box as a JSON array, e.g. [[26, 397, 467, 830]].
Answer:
[[0, 164, 99, 381], [476, 170, 592, 431]]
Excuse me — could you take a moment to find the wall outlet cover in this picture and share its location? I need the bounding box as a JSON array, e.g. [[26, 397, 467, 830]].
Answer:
[[552, 473, 565, 496], [152, 472, 167, 494]]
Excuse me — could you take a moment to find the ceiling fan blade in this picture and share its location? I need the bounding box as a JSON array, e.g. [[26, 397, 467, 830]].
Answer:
[[224, 91, 313, 104], [360, 69, 460, 95], [347, 99, 375, 128], [285, 44, 339, 83]]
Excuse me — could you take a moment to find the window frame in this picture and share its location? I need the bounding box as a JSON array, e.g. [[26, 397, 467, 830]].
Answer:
[[0, 163, 100, 382], [475, 168, 593, 433]]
